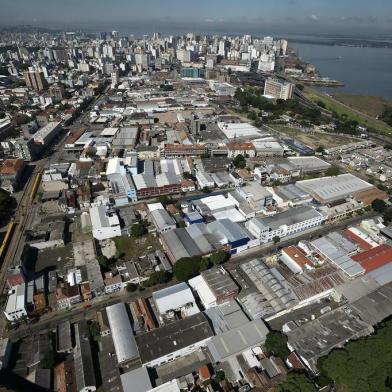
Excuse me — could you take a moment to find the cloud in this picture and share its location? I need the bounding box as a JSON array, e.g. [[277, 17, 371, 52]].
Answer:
[[340, 16, 364, 23], [307, 14, 319, 22], [285, 16, 297, 23], [339, 15, 378, 24], [204, 18, 225, 23]]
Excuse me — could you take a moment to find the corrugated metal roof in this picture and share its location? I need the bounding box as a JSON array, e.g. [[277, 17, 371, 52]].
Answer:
[[311, 237, 365, 278], [207, 319, 269, 361], [106, 303, 139, 364]]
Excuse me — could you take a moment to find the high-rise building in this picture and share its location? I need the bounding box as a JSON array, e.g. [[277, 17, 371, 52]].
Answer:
[[53, 48, 68, 63], [264, 78, 294, 100], [49, 84, 65, 102], [111, 70, 119, 86], [23, 70, 48, 91]]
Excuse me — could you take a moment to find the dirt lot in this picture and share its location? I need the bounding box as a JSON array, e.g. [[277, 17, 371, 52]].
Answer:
[[272, 125, 357, 149], [114, 233, 162, 260]]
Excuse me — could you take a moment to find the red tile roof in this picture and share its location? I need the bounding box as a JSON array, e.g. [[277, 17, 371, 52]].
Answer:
[[352, 244, 392, 273], [0, 159, 24, 175], [199, 365, 211, 380], [344, 229, 373, 251], [282, 246, 313, 269]]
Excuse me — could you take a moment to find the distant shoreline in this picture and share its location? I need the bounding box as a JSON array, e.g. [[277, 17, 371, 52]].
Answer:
[[285, 38, 392, 49]]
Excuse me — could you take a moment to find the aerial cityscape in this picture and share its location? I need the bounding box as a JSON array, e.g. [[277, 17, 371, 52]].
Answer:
[[1, 1, 392, 391]]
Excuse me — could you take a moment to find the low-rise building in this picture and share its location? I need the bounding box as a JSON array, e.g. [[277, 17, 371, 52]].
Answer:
[[246, 206, 324, 243], [89, 206, 122, 241], [135, 313, 214, 367], [4, 284, 27, 322], [189, 267, 239, 309], [152, 282, 200, 322], [0, 159, 25, 193]]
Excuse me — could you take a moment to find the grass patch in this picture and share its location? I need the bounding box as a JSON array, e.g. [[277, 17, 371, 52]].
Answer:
[[113, 233, 162, 260], [332, 93, 392, 118], [303, 87, 392, 135], [271, 125, 355, 148]]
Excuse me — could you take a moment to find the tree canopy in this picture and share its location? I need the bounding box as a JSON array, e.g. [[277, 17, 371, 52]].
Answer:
[[279, 372, 316, 392], [142, 270, 171, 287], [265, 331, 290, 360], [325, 165, 341, 177], [173, 256, 202, 281], [209, 250, 230, 265], [130, 222, 147, 238], [317, 319, 392, 392], [0, 189, 16, 225], [233, 154, 246, 169], [372, 198, 387, 213]]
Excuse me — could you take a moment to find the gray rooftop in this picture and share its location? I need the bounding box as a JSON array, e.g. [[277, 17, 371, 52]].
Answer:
[[106, 302, 139, 364], [201, 267, 238, 299], [311, 237, 365, 278], [120, 367, 152, 392], [241, 259, 298, 314], [135, 313, 214, 364], [150, 209, 176, 232], [255, 206, 322, 231], [205, 300, 249, 334], [207, 319, 269, 362], [296, 174, 373, 203], [286, 306, 373, 372]]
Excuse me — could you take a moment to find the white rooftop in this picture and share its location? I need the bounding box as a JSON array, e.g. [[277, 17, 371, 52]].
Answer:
[[218, 122, 264, 140]]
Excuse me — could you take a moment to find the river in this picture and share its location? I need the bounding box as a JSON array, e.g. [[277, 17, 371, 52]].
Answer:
[[290, 42, 392, 99]]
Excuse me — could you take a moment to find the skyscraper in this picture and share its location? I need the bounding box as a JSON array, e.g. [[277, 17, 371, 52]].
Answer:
[[23, 70, 48, 91]]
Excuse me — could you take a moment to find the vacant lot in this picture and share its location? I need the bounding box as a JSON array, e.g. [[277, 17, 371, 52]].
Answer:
[[114, 233, 162, 260], [332, 93, 392, 117], [303, 87, 392, 135], [273, 125, 356, 149]]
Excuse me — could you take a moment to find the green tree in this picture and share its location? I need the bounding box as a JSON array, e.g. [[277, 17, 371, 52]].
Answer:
[[316, 146, 325, 154], [173, 256, 202, 281], [372, 199, 387, 213], [214, 370, 225, 383], [0, 189, 17, 224], [325, 166, 341, 177], [130, 222, 147, 238], [209, 250, 230, 265], [87, 320, 101, 341], [97, 255, 109, 270], [383, 208, 392, 225], [146, 270, 171, 286], [182, 171, 195, 181], [157, 195, 170, 205], [126, 283, 138, 292], [265, 331, 290, 360], [85, 146, 97, 158], [177, 220, 187, 228], [317, 319, 392, 392], [199, 257, 211, 272], [40, 351, 56, 369], [233, 154, 246, 169], [273, 236, 281, 244], [279, 372, 316, 392]]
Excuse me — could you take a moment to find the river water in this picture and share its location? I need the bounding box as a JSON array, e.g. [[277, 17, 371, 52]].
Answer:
[[290, 42, 392, 99]]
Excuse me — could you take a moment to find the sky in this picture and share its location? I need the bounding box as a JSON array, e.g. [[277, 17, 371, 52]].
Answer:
[[1, 0, 392, 37]]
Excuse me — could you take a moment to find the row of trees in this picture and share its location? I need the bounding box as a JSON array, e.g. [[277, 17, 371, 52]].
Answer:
[[0, 189, 16, 226], [173, 250, 230, 282], [234, 87, 324, 126], [372, 199, 392, 224]]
